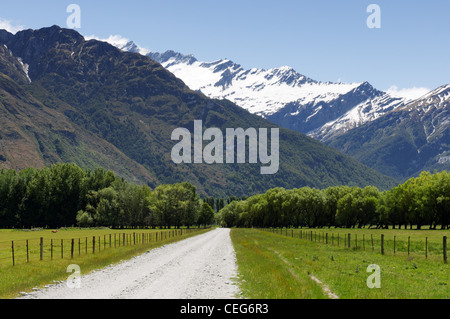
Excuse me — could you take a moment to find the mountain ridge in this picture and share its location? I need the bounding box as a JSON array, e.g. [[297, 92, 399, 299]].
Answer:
[[0, 26, 399, 196], [107, 41, 415, 141], [106, 38, 448, 181]]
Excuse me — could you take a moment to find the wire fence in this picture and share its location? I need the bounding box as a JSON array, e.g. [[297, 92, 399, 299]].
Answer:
[[0, 228, 208, 267], [258, 228, 448, 264]]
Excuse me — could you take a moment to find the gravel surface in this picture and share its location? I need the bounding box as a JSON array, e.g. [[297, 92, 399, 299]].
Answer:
[[18, 228, 241, 299]]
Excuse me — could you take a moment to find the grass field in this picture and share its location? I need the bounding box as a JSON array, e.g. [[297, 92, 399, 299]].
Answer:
[[0, 227, 211, 299], [231, 228, 449, 299], [265, 227, 449, 259]]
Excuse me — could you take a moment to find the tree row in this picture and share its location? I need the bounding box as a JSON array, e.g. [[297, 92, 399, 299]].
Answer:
[[217, 171, 450, 229], [0, 163, 215, 229]]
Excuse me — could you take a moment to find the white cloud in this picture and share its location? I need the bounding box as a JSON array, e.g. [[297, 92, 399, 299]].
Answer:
[[85, 34, 129, 46], [84, 34, 150, 55], [386, 85, 431, 101], [0, 18, 25, 34]]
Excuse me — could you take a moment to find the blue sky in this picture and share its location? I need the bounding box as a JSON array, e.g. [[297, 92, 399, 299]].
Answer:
[[1, 0, 449, 96]]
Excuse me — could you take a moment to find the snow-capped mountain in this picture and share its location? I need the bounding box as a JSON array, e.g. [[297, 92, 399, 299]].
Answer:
[[106, 39, 418, 142], [326, 84, 450, 179], [146, 49, 411, 141], [84, 36, 449, 180]]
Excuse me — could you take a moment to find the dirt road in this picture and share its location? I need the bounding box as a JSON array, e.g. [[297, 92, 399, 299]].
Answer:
[[19, 228, 240, 299]]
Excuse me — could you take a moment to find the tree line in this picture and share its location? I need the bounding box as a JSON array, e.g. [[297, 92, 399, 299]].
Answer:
[[0, 163, 215, 229], [216, 171, 450, 230]]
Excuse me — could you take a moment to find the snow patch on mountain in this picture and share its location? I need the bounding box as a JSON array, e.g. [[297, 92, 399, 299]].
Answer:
[[104, 39, 422, 142]]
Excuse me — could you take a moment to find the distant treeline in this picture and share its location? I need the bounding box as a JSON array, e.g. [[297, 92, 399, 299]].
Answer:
[[217, 171, 450, 230], [0, 163, 215, 229]]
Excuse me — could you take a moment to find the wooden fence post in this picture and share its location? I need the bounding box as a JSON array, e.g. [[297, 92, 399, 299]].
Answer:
[[11, 241, 15, 266], [394, 236, 396, 255], [93, 236, 96, 254], [26, 240, 29, 263], [425, 237, 428, 259], [71, 239, 74, 259], [408, 237, 410, 256], [381, 234, 384, 255], [443, 236, 447, 264], [40, 237, 44, 261], [51, 239, 53, 260], [61, 239, 64, 259]]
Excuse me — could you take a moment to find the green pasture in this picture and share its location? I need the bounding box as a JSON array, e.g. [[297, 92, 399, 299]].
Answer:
[[231, 228, 449, 299]]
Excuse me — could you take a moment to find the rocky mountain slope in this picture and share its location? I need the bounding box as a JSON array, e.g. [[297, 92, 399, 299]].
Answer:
[[0, 26, 397, 196], [327, 85, 450, 179], [110, 41, 447, 181]]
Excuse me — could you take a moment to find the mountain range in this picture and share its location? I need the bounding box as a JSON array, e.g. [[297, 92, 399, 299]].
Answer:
[[109, 40, 449, 181], [0, 26, 398, 197]]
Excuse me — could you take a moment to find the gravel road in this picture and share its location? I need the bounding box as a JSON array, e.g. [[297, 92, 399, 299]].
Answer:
[[18, 228, 240, 299]]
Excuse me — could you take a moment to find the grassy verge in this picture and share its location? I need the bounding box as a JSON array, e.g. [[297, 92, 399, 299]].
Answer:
[[0, 227, 212, 299], [230, 228, 449, 299]]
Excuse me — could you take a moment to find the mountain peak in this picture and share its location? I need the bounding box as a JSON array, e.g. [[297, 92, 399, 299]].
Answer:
[[148, 50, 197, 66]]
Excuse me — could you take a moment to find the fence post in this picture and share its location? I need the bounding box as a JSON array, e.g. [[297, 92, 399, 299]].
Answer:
[[51, 239, 53, 260], [425, 237, 428, 259], [40, 237, 44, 261], [381, 234, 384, 255], [371, 235, 374, 251], [11, 241, 15, 266], [348, 234, 351, 249], [71, 239, 74, 259], [61, 239, 64, 259], [394, 236, 396, 255], [408, 237, 410, 256], [26, 240, 29, 263], [93, 236, 96, 254], [443, 236, 447, 264]]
